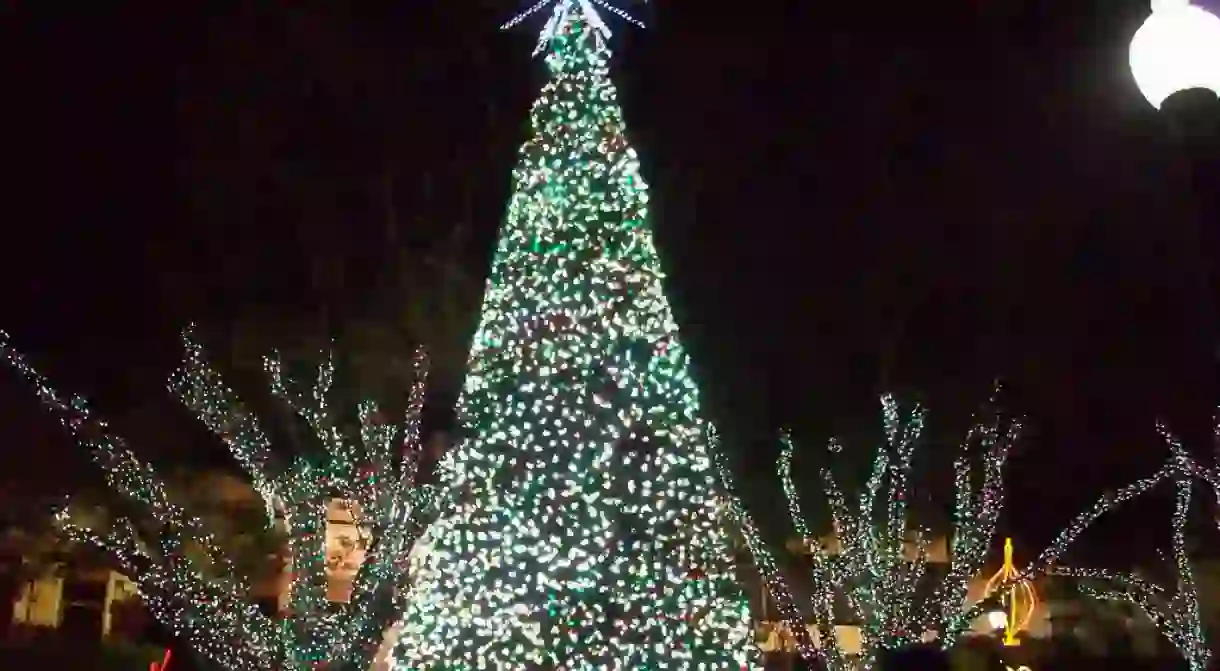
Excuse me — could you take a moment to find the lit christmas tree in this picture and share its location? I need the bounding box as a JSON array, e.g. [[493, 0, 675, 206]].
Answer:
[[718, 388, 1179, 671], [394, 2, 760, 668], [0, 327, 437, 671]]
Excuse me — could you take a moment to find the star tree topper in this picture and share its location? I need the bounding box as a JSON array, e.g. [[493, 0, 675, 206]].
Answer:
[[502, 0, 647, 56]]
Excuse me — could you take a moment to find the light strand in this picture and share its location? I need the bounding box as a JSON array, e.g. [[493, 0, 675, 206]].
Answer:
[[2, 328, 435, 671], [727, 385, 1175, 668]]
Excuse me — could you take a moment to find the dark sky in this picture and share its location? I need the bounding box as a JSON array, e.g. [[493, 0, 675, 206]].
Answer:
[[4, 0, 1219, 558]]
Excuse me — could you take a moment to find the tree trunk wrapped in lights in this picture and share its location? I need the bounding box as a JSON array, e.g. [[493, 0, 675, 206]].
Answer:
[[718, 387, 1179, 671], [0, 326, 437, 671]]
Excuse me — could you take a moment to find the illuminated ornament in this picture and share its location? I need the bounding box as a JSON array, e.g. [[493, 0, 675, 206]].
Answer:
[[150, 649, 172, 671], [982, 538, 1038, 646], [1128, 0, 1220, 109]]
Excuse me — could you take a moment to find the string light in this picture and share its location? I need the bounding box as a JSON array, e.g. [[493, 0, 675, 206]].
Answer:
[[0, 328, 435, 671], [1054, 476, 1211, 670], [394, 5, 759, 669], [948, 425, 1185, 644], [714, 432, 822, 666], [725, 386, 1177, 669], [1162, 412, 1220, 535], [1057, 418, 1220, 671], [502, 0, 646, 56]]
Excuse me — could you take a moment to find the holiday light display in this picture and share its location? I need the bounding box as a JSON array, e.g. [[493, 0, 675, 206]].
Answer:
[[714, 432, 821, 664], [981, 538, 1037, 646], [1170, 412, 1220, 534], [503, 0, 645, 56], [1061, 420, 1218, 671], [722, 387, 1179, 670], [1055, 475, 1211, 670], [0, 327, 436, 671], [394, 2, 759, 668]]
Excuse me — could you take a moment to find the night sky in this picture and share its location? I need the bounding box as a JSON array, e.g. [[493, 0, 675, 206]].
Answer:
[[5, 0, 1219, 563]]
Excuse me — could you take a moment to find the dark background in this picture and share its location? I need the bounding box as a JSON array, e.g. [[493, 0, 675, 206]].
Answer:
[[4, 0, 1219, 565]]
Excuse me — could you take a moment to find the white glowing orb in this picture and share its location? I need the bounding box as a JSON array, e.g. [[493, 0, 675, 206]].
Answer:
[[987, 610, 1008, 631], [1129, 0, 1220, 109]]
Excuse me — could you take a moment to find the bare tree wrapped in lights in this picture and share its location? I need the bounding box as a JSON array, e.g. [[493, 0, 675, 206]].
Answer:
[[1066, 418, 1220, 671], [1055, 476, 1211, 671], [1173, 412, 1220, 533], [0, 326, 438, 671], [719, 387, 1180, 671]]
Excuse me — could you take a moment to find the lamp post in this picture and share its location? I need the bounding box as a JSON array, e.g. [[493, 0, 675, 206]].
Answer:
[[1128, 0, 1220, 113], [1129, 0, 1220, 203], [1128, 0, 1220, 364]]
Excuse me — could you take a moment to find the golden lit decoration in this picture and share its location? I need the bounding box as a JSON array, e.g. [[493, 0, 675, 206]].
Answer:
[[983, 537, 1038, 646]]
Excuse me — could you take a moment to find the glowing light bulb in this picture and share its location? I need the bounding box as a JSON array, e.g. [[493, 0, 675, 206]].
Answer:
[[1129, 0, 1220, 108], [987, 610, 1008, 631]]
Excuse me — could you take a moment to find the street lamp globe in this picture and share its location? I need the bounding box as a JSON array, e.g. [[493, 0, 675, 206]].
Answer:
[[1128, 0, 1220, 109], [987, 610, 1008, 631]]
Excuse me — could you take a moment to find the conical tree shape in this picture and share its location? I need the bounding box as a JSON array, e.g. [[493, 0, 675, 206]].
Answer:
[[395, 4, 760, 669]]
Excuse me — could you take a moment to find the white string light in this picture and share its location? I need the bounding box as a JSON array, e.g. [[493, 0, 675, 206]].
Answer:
[[502, 0, 646, 56], [1, 328, 436, 670], [723, 386, 1177, 669]]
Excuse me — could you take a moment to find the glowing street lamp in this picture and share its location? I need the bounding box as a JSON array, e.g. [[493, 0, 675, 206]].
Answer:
[[987, 610, 1008, 632], [1128, 0, 1220, 110], [1126, 0, 1220, 325]]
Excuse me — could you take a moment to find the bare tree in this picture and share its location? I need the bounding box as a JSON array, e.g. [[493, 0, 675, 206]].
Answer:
[[0, 327, 440, 671], [1066, 418, 1220, 671], [718, 389, 1177, 671]]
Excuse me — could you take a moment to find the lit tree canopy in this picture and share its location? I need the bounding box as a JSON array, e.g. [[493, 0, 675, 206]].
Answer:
[[0, 326, 438, 671]]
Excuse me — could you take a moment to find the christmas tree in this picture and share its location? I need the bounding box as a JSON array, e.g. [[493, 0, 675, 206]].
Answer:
[[395, 2, 760, 668]]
